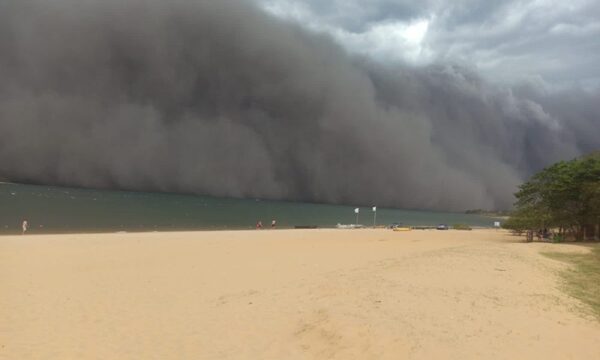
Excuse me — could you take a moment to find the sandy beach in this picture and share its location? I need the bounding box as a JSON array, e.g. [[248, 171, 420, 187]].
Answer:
[[1, 229, 599, 359]]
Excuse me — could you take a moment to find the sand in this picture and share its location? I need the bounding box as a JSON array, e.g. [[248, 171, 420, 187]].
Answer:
[[1, 229, 599, 359]]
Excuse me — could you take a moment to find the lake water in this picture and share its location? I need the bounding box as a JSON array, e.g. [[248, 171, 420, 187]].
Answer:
[[0, 182, 501, 234]]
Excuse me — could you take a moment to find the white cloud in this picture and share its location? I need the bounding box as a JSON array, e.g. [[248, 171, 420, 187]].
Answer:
[[260, 0, 432, 64], [331, 19, 432, 64], [261, 0, 313, 22], [550, 22, 600, 36]]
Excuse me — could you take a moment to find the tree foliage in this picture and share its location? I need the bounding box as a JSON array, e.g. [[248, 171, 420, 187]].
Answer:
[[504, 153, 600, 240]]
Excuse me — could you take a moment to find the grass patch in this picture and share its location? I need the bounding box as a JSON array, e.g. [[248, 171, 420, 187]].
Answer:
[[542, 245, 600, 319], [452, 223, 472, 230]]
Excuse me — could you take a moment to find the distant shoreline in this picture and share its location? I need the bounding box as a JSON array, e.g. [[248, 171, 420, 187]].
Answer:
[[465, 209, 511, 218]]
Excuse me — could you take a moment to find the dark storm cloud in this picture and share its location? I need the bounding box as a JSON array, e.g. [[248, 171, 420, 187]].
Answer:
[[0, 0, 598, 211]]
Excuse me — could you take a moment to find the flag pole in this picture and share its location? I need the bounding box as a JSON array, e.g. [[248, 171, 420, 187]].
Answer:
[[372, 206, 377, 227]]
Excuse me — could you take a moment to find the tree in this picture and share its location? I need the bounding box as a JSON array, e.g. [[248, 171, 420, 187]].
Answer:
[[507, 153, 600, 240]]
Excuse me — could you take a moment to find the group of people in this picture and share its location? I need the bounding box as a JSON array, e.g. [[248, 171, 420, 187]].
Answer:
[[256, 219, 276, 229]]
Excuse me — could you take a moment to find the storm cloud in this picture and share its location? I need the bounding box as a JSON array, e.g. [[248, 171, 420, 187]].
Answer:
[[260, 0, 600, 86], [0, 0, 598, 211]]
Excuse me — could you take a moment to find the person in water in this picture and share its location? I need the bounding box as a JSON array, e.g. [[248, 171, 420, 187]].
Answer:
[[22, 220, 28, 235]]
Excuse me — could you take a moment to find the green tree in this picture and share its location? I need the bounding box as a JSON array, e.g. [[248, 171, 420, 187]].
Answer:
[[507, 153, 600, 240]]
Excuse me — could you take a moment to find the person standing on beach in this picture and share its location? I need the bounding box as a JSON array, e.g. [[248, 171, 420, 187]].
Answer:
[[256, 221, 263, 229], [271, 219, 276, 229], [22, 220, 28, 235]]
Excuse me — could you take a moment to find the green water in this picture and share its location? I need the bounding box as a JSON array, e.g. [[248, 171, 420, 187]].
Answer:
[[0, 182, 500, 234]]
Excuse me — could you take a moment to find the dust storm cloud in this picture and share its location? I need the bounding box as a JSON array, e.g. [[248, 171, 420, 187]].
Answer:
[[0, 0, 597, 210]]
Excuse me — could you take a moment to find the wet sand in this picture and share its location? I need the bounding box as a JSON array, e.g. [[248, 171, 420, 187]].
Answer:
[[1, 229, 599, 359]]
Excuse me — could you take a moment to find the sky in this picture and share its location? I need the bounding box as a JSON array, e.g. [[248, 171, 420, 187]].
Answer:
[[0, 0, 598, 211], [257, 0, 600, 88]]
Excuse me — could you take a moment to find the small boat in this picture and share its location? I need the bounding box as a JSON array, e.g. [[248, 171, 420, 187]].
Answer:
[[393, 227, 412, 232], [336, 224, 364, 229]]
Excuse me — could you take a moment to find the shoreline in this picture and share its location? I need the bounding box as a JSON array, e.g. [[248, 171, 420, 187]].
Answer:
[[0, 226, 499, 237]]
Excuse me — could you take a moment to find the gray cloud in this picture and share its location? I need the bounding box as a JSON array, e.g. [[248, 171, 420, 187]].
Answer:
[[0, 0, 597, 211], [261, 0, 433, 30], [259, 0, 600, 87]]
